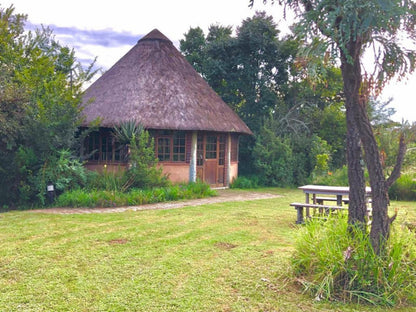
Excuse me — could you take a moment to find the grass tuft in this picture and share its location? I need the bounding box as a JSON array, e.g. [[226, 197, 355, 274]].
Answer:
[[292, 215, 416, 306]]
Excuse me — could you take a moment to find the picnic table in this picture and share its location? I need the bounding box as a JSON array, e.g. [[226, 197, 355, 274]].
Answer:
[[291, 185, 372, 224]]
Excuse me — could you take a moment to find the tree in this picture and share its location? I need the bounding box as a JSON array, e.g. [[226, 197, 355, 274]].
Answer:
[[0, 5, 94, 206], [181, 12, 294, 133], [252, 0, 416, 253]]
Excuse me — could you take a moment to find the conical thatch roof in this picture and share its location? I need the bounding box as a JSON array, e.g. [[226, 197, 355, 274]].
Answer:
[[81, 29, 252, 135]]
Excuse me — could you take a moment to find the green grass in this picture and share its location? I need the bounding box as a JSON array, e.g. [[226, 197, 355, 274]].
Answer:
[[1, 188, 416, 311]]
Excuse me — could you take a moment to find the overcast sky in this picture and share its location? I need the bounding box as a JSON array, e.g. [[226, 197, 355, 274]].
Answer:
[[3, 0, 416, 122]]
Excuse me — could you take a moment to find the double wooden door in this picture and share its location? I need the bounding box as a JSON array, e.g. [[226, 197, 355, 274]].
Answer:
[[196, 134, 226, 186]]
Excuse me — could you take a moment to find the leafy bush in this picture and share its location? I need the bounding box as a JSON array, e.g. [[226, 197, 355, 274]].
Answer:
[[389, 173, 416, 201], [252, 128, 295, 187], [55, 182, 216, 208], [124, 130, 169, 190], [230, 176, 260, 189], [292, 216, 416, 305], [13, 148, 87, 206], [313, 165, 349, 186]]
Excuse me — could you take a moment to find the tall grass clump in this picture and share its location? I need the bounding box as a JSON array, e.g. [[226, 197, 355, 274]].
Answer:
[[292, 216, 416, 306]]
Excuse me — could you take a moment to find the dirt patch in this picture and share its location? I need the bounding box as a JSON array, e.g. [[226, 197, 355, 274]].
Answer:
[[30, 189, 281, 215], [108, 238, 129, 245], [215, 242, 238, 250]]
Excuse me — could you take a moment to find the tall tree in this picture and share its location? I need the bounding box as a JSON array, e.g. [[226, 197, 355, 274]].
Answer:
[[181, 12, 294, 133], [252, 0, 416, 253], [0, 5, 94, 206]]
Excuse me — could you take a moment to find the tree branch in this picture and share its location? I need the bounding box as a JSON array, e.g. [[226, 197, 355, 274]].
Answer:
[[386, 134, 406, 188]]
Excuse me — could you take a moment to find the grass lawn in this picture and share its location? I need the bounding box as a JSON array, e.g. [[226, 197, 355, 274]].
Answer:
[[1, 188, 416, 311]]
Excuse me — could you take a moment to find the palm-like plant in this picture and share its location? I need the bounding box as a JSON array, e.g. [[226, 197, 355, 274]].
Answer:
[[112, 120, 144, 145]]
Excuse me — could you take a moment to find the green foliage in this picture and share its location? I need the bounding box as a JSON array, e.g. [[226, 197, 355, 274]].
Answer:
[[276, 0, 416, 89], [404, 142, 416, 171], [389, 173, 416, 201], [85, 168, 127, 192], [0, 5, 94, 207], [35, 150, 86, 205], [253, 127, 295, 186], [230, 176, 260, 189], [124, 130, 169, 190], [253, 113, 334, 186], [55, 182, 216, 208], [181, 11, 296, 134], [112, 120, 144, 145], [293, 216, 416, 305], [313, 165, 349, 186]]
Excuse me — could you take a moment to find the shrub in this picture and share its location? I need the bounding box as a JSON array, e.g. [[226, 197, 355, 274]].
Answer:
[[292, 216, 416, 305], [55, 181, 216, 208], [389, 173, 416, 201], [35, 150, 87, 205], [313, 165, 349, 186], [124, 130, 169, 190], [230, 176, 259, 189]]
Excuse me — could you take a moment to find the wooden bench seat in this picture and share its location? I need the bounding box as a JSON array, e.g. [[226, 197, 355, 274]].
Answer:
[[290, 202, 347, 224]]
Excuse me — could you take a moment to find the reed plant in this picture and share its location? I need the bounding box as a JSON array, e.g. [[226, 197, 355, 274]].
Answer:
[[292, 215, 416, 305]]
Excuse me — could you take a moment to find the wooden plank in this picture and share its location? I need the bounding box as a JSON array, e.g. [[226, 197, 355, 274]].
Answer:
[[290, 202, 346, 224], [290, 202, 346, 210]]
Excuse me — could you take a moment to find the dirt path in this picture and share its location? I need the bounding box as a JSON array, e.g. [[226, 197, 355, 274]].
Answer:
[[30, 189, 281, 215]]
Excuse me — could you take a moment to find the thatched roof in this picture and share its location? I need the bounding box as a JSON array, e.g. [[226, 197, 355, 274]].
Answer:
[[81, 29, 252, 135]]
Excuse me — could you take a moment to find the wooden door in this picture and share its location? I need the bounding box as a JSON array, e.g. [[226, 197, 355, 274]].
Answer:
[[196, 134, 226, 186], [204, 135, 218, 185]]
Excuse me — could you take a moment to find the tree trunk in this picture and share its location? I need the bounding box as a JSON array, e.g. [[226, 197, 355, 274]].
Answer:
[[340, 41, 391, 254], [340, 46, 367, 230], [345, 109, 367, 228], [355, 98, 391, 254]]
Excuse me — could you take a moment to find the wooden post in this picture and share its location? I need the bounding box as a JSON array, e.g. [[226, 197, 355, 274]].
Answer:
[[226, 133, 232, 186], [296, 206, 304, 224], [189, 131, 197, 183]]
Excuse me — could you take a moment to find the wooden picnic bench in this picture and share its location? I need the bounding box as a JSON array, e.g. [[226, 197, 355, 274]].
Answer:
[[290, 202, 347, 224], [292, 185, 372, 224]]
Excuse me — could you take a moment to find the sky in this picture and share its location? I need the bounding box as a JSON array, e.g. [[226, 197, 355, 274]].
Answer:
[[3, 0, 416, 122]]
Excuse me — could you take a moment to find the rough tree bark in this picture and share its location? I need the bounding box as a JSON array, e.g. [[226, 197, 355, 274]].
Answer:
[[341, 39, 406, 254], [340, 41, 368, 229]]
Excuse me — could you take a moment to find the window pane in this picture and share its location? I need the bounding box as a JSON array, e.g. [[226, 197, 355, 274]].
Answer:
[[206, 135, 217, 159], [157, 138, 171, 161], [86, 132, 100, 161], [173, 132, 186, 162]]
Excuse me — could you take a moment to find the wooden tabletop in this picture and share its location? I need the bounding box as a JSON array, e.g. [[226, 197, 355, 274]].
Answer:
[[299, 185, 371, 196]]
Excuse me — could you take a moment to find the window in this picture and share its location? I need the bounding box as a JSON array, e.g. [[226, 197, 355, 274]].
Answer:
[[173, 133, 186, 161], [84, 130, 127, 162], [157, 137, 171, 161], [156, 131, 186, 162]]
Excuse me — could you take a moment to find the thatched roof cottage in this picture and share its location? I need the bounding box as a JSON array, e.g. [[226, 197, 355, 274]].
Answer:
[[81, 29, 252, 187]]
